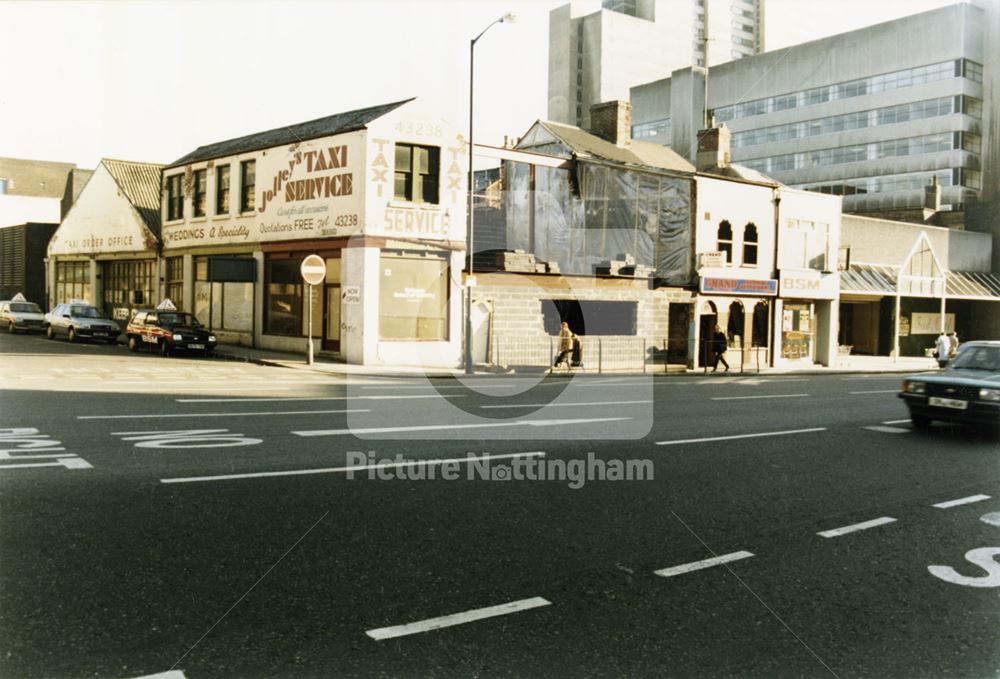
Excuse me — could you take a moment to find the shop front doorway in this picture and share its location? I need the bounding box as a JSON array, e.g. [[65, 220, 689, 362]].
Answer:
[[323, 284, 341, 352]]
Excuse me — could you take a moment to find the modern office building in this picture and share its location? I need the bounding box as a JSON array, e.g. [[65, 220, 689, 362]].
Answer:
[[548, 0, 765, 128], [630, 2, 997, 216]]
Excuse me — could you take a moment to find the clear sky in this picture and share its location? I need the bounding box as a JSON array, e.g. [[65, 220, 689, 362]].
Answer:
[[0, 0, 959, 169]]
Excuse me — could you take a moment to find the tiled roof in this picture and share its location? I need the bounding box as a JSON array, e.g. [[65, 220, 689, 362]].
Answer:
[[169, 98, 414, 167], [947, 271, 1000, 300], [840, 263, 899, 295], [102, 158, 165, 235], [535, 121, 695, 174]]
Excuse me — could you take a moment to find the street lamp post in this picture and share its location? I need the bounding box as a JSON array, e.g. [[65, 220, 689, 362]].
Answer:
[[465, 12, 515, 375]]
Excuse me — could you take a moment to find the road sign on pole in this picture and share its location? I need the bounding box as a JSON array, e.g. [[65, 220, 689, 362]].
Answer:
[[301, 255, 325, 365]]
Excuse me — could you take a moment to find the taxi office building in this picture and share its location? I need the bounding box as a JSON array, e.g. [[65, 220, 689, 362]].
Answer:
[[159, 98, 467, 367]]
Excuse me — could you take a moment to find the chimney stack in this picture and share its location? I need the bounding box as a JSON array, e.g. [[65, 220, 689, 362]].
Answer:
[[696, 124, 731, 171], [589, 100, 632, 147]]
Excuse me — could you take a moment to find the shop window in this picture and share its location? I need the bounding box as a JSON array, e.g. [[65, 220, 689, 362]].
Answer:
[[166, 174, 183, 221], [166, 257, 184, 310], [192, 169, 207, 218], [379, 253, 448, 340], [240, 160, 255, 213], [195, 256, 253, 332], [394, 144, 440, 204], [216, 165, 231, 215], [541, 300, 637, 336], [742, 223, 758, 265], [102, 259, 156, 319], [752, 300, 769, 347], [54, 261, 91, 305], [717, 220, 733, 264], [265, 258, 303, 336]]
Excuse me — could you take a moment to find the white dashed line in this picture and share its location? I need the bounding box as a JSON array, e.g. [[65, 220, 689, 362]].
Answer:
[[293, 417, 630, 437], [365, 596, 551, 640], [480, 399, 651, 409], [656, 427, 826, 446], [849, 389, 899, 395], [882, 419, 911, 425], [77, 409, 367, 420], [817, 516, 897, 538], [933, 494, 991, 509], [710, 393, 808, 401], [862, 425, 909, 434], [654, 550, 755, 577]]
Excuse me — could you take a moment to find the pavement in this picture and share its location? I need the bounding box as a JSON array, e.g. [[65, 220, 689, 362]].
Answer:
[[210, 341, 940, 379]]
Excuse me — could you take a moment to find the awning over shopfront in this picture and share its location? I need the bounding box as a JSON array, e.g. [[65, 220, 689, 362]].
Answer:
[[947, 271, 1000, 300], [840, 264, 898, 296]]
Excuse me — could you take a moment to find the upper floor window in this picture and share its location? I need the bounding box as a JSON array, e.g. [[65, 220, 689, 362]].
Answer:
[[216, 165, 230, 215], [166, 174, 183, 221], [717, 220, 733, 264], [782, 220, 830, 271], [240, 160, 255, 213], [743, 223, 758, 265], [394, 143, 439, 204], [192, 169, 207, 218]]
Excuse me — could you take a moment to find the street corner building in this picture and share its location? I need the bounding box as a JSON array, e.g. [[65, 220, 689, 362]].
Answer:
[[46, 158, 163, 322]]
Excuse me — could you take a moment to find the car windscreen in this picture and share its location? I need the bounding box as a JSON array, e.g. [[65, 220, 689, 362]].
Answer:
[[950, 345, 1000, 371], [70, 306, 104, 319], [158, 313, 201, 328], [11, 303, 41, 313]]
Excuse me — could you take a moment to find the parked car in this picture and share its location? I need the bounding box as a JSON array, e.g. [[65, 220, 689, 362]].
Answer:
[[44, 303, 121, 343], [0, 300, 46, 334], [125, 309, 217, 357], [898, 341, 1000, 432]]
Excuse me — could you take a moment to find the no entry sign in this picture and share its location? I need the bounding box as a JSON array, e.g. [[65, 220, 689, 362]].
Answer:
[[300, 254, 326, 285]]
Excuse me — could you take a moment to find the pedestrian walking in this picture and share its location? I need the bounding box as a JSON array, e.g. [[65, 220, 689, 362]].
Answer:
[[935, 330, 950, 368], [948, 331, 960, 359], [711, 325, 730, 372], [554, 322, 576, 368]]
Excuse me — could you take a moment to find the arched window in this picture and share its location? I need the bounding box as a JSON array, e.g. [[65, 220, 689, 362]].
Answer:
[[717, 221, 733, 264], [743, 223, 758, 265]]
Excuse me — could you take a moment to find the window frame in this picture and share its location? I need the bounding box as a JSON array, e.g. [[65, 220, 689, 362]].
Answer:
[[216, 164, 231, 216], [717, 220, 734, 265], [239, 160, 255, 214], [192, 168, 207, 218], [166, 174, 184, 222], [393, 143, 440, 205]]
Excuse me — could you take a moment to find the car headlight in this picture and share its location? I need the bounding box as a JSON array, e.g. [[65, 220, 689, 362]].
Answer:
[[979, 388, 1000, 402], [172, 334, 183, 341], [208, 335, 216, 342], [903, 380, 926, 394]]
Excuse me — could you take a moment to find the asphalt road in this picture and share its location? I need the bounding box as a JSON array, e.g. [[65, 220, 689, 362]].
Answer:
[[0, 331, 997, 679]]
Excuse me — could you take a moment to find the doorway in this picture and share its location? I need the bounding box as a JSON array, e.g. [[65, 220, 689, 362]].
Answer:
[[323, 284, 341, 352]]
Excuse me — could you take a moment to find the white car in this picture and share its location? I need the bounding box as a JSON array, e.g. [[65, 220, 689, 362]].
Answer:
[[0, 300, 46, 334]]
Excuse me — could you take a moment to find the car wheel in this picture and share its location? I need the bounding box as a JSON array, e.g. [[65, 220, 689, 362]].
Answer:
[[911, 414, 932, 430], [127, 336, 139, 352], [46, 325, 55, 339], [7, 322, 15, 334], [159, 340, 170, 357], [67, 327, 77, 343]]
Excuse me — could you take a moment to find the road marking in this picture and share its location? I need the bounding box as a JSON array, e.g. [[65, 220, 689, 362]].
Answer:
[[818, 516, 896, 538], [129, 671, 187, 679], [862, 425, 909, 434], [51, 386, 292, 393], [161, 451, 546, 484], [928, 548, 1000, 588], [882, 419, 911, 425], [365, 596, 551, 641], [0, 457, 91, 471], [78, 409, 367, 420], [933, 494, 991, 509], [480, 399, 651, 409], [710, 393, 808, 401], [293, 416, 630, 437], [655, 427, 826, 446], [849, 389, 899, 394], [114, 429, 262, 449], [980, 512, 1000, 527], [654, 550, 754, 578], [175, 395, 460, 403]]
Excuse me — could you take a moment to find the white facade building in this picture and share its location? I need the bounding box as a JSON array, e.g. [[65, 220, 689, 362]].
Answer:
[[548, 0, 764, 129]]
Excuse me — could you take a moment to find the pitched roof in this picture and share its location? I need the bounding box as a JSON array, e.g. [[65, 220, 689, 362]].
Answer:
[[533, 120, 695, 174], [699, 163, 780, 185], [102, 158, 165, 235], [169, 98, 415, 167]]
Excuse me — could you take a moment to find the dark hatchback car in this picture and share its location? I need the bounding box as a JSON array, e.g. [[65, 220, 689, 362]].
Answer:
[[899, 341, 1000, 432], [126, 310, 217, 357], [44, 303, 121, 343]]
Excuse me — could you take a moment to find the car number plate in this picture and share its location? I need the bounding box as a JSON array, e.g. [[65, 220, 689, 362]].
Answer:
[[929, 396, 968, 410], [93, 332, 108, 337], [189, 343, 205, 349]]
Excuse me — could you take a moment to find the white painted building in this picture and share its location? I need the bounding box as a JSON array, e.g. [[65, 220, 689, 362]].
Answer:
[[160, 98, 467, 367]]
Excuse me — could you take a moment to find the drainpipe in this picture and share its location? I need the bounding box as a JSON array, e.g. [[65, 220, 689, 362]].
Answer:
[[770, 187, 781, 367]]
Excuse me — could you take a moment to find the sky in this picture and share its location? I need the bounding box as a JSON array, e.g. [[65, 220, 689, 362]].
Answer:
[[0, 0, 961, 170]]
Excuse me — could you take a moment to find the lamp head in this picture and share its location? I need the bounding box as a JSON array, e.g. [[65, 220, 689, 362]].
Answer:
[[501, 13, 516, 23]]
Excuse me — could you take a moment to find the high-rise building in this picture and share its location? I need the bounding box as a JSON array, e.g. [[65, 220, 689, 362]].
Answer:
[[630, 2, 998, 216], [548, 0, 765, 128]]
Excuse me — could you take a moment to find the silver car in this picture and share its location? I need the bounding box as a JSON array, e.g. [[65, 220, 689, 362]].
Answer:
[[44, 303, 121, 344], [0, 300, 46, 334]]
